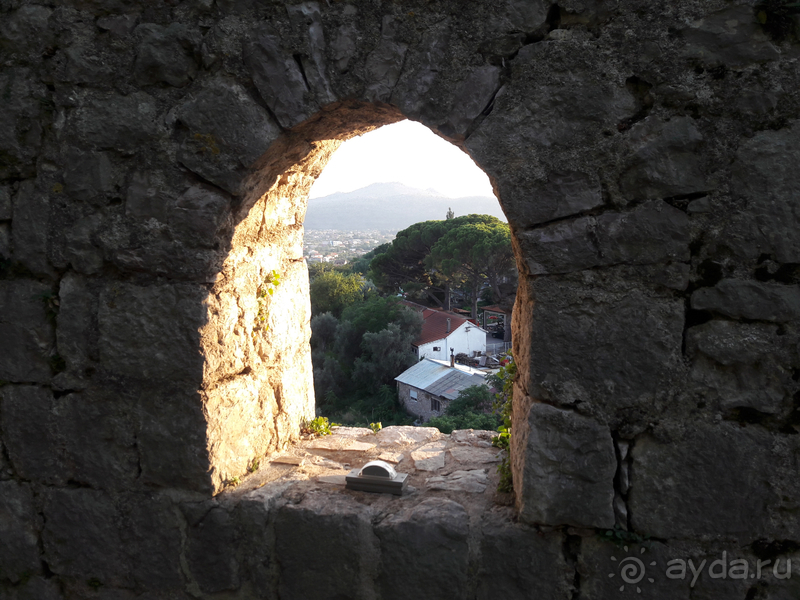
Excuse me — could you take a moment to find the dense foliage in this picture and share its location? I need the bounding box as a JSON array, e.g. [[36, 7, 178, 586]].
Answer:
[[308, 269, 368, 318], [488, 352, 515, 493], [310, 293, 422, 425], [425, 385, 501, 434], [368, 215, 515, 317]]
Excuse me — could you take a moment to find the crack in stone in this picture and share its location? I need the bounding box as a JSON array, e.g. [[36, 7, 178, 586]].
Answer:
[[173, 504, 204, 599], [563, 533, 582, 600]]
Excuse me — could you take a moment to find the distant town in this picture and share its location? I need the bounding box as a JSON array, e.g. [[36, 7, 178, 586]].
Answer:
[[303, 229, 396, 265]]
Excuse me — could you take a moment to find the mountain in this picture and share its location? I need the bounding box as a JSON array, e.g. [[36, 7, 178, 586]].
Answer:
[[304, 182, 505, 231]]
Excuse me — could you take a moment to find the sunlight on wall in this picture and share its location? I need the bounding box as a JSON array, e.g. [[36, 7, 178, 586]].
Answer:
[[308, 120, 495, 199]]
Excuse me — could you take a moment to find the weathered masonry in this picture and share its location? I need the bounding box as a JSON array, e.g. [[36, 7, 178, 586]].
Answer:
[[1, 0, 800, 597]]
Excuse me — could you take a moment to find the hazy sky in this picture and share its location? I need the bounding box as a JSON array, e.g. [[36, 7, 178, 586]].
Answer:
[[308, 120, 496, 199]]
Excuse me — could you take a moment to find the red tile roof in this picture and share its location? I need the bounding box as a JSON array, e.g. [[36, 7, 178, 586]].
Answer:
[[415, 310, 469, 346], [481, 304, 512, 314]]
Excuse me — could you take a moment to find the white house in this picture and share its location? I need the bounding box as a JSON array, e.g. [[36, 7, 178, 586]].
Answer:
[[403, 304, 487, 361]]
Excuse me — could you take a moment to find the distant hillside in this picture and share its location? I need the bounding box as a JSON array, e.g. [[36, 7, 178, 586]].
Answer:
[[304, 182, 505, 231]]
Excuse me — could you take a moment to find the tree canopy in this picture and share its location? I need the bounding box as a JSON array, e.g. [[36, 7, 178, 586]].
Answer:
[[425, 384, 500, 433], [310, 296, 423, 426], [369, 214, 515, 316], [309, 270, 367, 318]]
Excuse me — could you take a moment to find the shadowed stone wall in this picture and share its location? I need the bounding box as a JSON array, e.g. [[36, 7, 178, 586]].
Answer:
[[1, 0, 799, 597]]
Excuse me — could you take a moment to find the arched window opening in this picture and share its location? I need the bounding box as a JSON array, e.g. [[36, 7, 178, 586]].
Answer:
[[203, 103, 517, 495], [303, 119, 515, 432]]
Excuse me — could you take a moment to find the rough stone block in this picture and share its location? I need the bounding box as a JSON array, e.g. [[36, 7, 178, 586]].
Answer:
[[441, 65, 501, 138], [476, 511, 573, 600], [504, 170, 604, 228], [514, 402, 616, 528], [376, 498, 469, 600], [518, 216, 599, 275], [168, 184, 232, 248], [760, 549, 800, 600], [136, 390, 212, 492], [0, 481, 42, 582], [390, 20, 453, 121], [0, 5, 53, 60], [0, 386, 64, 484], [686, 321, 796, 415], [285, 2, 334, 105], [66, 91, 160, 154], [376, 425, 441, 446], [232, 498, 274, 592], [42, 488, 132, 587], [245, 25, 314, 128], [275, 494, 373, 600], [0, 185, 11, 220], [175, 78, 280, 192], [680, 4, 779, 68], [202, 374, 276, 484], [692, 280, 800, 322], [521, 277, 685, 421], [578, 537, 691, 600], [1, 385, 138, 489], [518, 202, 689, 275], [0, 280, 54, 382], [134, 23, 200, 87], [96, 14, 138, 36], [184, 505, 240, 593], [365, 20, 408, 103], [595, 201, 690, 265], [125, 171, 170, 222], [59, 213, 105, 275], [106, 242, 225, 282], [629, 423, 776, 541], [0, 68, 45, 178], [427, 469, 489, 493], [724, 122, 800, 263], [491, 0, 549, 32], [469, 49, 636, 155], [56, 272, 96, 376], [62, 149, 114, 203], [410, 440, 447, 471], [0, 223, 10, 259], [686, 320, 790, 367], [12, 180, 55, 278], [123, 495, 184, 590], [0, 577, 63, 600], [330, 22, 357, 74], [56, 41, 120, 86], [619, 116, 708, 200], [58, 391, 139, 490], [97, 282, 206, 383]]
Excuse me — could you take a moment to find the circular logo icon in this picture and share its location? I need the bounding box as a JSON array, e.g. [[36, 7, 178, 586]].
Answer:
[[609, 546, 656, 594]]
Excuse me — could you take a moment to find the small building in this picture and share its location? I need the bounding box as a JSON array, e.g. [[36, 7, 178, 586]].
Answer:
[[401, 301, 487, 361], [481, 304, 512, 332], [395, 358, 488, 422]]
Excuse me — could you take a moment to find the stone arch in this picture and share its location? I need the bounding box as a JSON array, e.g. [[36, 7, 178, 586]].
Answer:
[[198, 101, 415, 491], [2, 2, 800, 595], [191, 95, 517, 492]]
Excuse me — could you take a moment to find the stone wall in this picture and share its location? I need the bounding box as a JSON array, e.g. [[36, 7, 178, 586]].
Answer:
[[397, 382, 447, 422], [1, 0, 799, 597]]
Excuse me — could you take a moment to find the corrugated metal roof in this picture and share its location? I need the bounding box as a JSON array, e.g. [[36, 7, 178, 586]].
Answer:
[[424, 371, 487, 400], [395, 358, 487, 400]]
